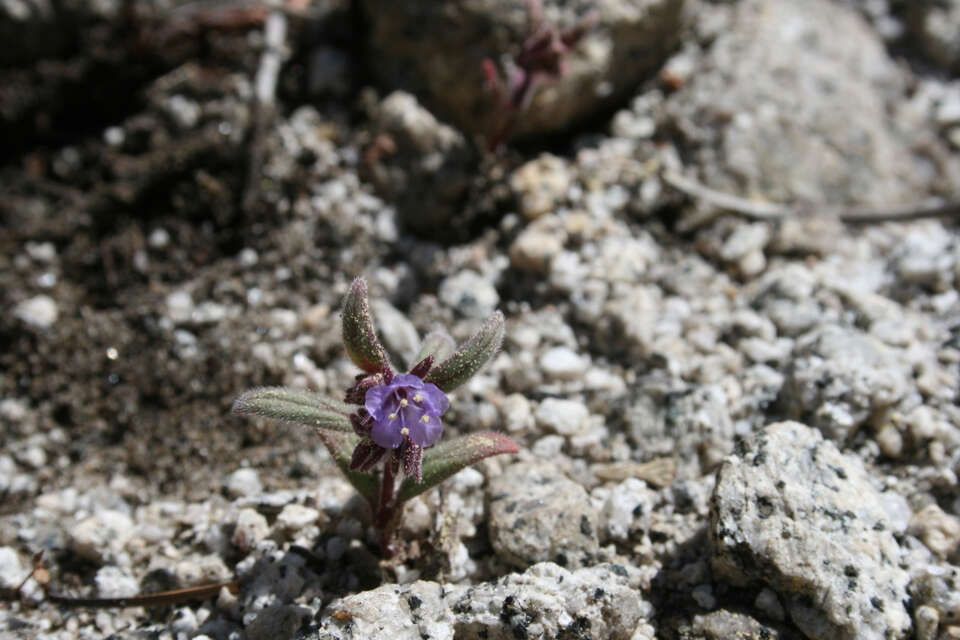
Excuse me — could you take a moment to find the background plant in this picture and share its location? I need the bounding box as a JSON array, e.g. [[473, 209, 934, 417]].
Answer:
[[233, 278, 518, 558]]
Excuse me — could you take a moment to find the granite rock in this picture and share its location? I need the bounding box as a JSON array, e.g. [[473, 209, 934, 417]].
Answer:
[[317, 562, 652, 640], [487, 462, 600, 568], [910, 564, 960, 626], [359, 0, 684, 139], [907, 1, 960, 73], [510, 153, 572, 220], [909, 504, 960, 562], [781, 326, 912, 443], [663, 0, 933, 207], [710, 421, 912, 640], [365, 91, 475, 232]]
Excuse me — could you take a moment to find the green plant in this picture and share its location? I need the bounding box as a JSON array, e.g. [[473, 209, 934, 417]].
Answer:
[[482, 0, 595, 150], [233, 278, 518, 558]]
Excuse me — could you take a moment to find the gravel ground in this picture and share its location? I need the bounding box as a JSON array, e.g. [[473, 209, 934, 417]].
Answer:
[[1, 1, 959, 639]]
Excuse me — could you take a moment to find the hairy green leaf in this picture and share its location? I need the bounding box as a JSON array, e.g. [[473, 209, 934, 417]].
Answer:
[[316, 430, 379, 504], [397, 432, 518, 502], [424, 311, 505, 392], [342, 277, 391, 373], [232, 387, 352, 432], [413, 330, 456, 368]]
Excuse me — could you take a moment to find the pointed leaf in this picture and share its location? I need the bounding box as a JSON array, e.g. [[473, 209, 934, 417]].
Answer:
[[342, 277, 391, 373], [232, 387, 353, 432], [408, 355, 434, 379], [316, 430, 379, 504], [402, 443, 424, 482], [397, 432, 519, 502], [349, 438, 388, 472], [413, 330, 456, 368], [424, 312, 505, 392]]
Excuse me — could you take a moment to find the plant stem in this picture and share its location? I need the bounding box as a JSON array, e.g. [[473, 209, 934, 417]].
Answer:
[[375, 459, 399, 558]]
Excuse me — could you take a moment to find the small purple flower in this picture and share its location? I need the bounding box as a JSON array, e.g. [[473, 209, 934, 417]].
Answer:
[[364, 374, 450, 449]]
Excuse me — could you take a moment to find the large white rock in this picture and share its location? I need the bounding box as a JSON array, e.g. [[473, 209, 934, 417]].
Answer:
[[710, 421, 912, 640]]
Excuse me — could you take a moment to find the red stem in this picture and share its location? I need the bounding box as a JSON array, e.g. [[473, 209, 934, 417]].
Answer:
[[375, 459, 400, 558]]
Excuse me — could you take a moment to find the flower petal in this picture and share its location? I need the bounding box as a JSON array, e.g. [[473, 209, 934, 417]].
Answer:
[[408, 414, 443, 448], [418, 382, 450, 415], [370, 416, 404, 449], [364, 385, 393, 420], [391, 373, 424, 389], [401, 402, 425, 431]]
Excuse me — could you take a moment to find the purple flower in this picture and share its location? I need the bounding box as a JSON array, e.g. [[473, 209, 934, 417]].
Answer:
[[364, 374, 449, 449]]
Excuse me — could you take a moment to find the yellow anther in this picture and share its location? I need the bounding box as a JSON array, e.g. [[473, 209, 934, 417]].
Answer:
[[420, 415, 430, 423], [400, 427, 410, 436], [389, 413, 398, 421], [413, 393, 423, 403], [400, 398, 408, 407]]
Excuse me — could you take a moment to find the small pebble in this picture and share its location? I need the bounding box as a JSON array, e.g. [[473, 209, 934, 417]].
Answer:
[[692, 584, 716, 609], [754, 588, 785, 621], [166, 291, 194, 324], [226, 468, 262, 498], [276, 504, 320, 532], [148, 228, 170, 248], [535, 398, 590, 436], [95, 566, 138, 598], [0, 547, 24, 589], [14, 296, 58, 329], [438, 271, 500, 318], [909, 504, 960, 559], [233, 508, 270, 550], [539, 346, 585, 380]]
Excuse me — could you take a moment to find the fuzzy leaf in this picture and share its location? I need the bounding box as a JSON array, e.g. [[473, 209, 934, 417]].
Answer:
[[413, 330, 456, 368], [342, 278, 391, 373], [316, 430, 379, 504], [232, 387, 353, 432], [397, 432, 518, 502], [424, 312, 505, 392], [408, 356, 434, 379]]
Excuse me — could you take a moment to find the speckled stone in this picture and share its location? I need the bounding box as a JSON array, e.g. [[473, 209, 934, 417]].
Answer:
[[710, 421, 912, 640], [316, 562, 652, 640], [486, 462, 600, 569], [781, 326, 912, 443]]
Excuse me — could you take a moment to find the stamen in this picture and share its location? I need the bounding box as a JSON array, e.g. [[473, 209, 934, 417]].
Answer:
[[400, 398, 408, 407], [420, 415, 430, 423], [400, 427, 410, 436], [389, 413, 398, 421], [413, 393, 423, 403]]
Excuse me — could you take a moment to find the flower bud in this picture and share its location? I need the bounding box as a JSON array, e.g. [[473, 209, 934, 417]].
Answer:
[[342, 278, 391, 374], [424, 311, 505, 392]]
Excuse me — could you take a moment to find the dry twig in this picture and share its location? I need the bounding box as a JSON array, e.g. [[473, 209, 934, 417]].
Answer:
[[242, 0, 289, 213], [45, 582, 240, 609], [0, 551, 239, 609], [662, 169, 960, 224]]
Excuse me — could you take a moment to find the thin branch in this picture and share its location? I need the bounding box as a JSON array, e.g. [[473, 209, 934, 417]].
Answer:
[[242, 0, 288, 214], [0, 552, 45, 603], [823, 199, 960, 223], [662, 169, 960, 224], [661, 170, 787, 220], [46, 581, 240, 609], [253, 3, 287, 108], [0, 551, 239, 609]]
